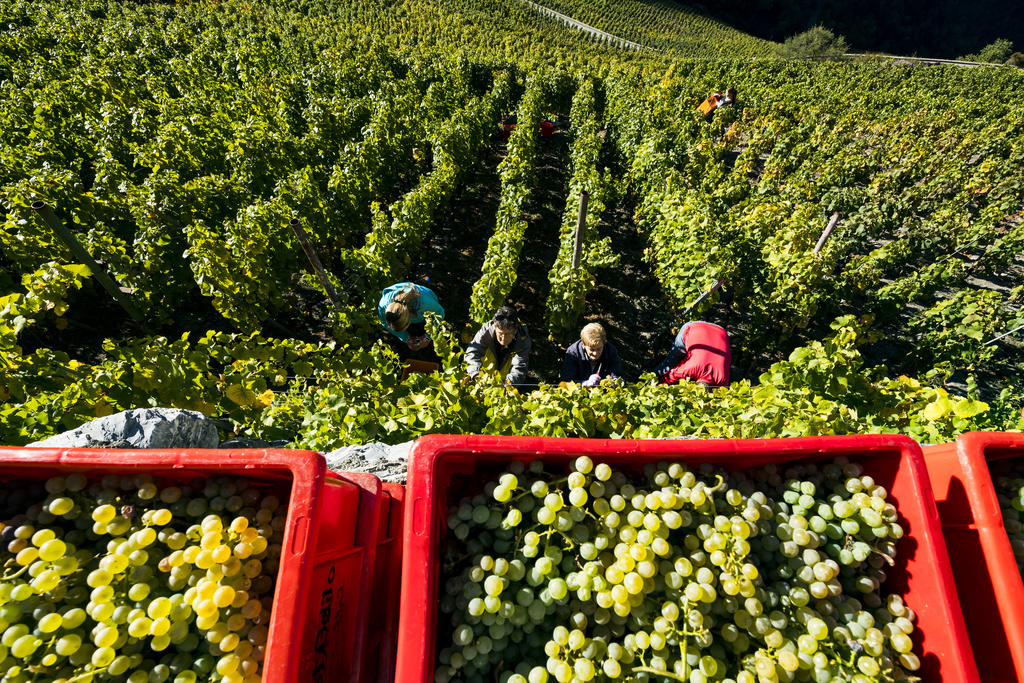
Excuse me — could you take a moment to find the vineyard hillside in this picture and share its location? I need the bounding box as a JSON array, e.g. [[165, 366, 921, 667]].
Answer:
[[1, 0, 1022, 451]]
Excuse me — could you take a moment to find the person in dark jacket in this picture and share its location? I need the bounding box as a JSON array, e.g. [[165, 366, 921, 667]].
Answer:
[[654, 321, 731, 388], [560, 323, 622, 387], [465, 306, 531, 386]]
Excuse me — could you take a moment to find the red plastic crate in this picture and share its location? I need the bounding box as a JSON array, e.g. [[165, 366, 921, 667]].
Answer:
[[396, 434, 978, 683], [0, 446, 370, 683], [303, 471, 382, 683], [363, 482, 405, 683], [401, 359, 440, 383], [923, 433, 1024, 683]]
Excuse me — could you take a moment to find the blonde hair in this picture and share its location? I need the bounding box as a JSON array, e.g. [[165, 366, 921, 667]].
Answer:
[[384, 285, 421, 332], [581, 323, 606, 347]]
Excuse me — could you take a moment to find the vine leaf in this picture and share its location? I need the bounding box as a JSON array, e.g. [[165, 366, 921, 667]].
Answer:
[[226, 384, 259, 406]]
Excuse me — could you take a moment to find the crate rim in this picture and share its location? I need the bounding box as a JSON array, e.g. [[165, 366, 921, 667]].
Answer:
[[933, 431, 1024, 682], [0, 445, 332, 683], [398, 433, 979, 683]]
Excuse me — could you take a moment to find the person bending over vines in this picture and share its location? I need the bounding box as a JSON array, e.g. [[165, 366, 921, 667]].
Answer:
[[465, 306, 532, 387], [378, 282, 445, 352], [654, 321, 731, 389]]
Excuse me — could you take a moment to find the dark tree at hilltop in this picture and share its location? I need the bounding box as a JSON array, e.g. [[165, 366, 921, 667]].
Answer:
[[681, 0, 1023, 60]]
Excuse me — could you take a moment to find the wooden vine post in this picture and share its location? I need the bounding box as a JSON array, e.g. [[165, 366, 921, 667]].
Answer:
[[571, 191, 590, 270], [814, 212, 842, 254], [289, 218, 344, 312]]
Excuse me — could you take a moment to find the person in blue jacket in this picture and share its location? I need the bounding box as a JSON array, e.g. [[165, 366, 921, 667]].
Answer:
[[560, 323, 622, 387], [378, 283, 445, 351]]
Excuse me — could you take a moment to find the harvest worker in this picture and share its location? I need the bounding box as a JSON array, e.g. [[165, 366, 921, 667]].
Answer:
[[378, 282, 445, 352], [654, 321, 731, 389], [698, 86, 737, 120], [560, 322, 622, 387], [465, 306, 531, 387]]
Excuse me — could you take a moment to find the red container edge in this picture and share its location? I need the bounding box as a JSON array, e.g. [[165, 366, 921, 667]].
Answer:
[[923, 432, 1024, 683], [0, 447, 333, 683], [396, 434, 979, 683]]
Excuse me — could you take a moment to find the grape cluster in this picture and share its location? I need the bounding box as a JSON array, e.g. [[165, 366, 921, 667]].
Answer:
[[0, 472, 286, 683], [435, 457, 922, 683], [991, 459, 1024, 575]]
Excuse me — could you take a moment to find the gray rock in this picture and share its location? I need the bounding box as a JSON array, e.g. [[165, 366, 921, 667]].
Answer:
[[323, 441, 414, 484], [30, 408, 220, 449], [81, 437, 134, 449]]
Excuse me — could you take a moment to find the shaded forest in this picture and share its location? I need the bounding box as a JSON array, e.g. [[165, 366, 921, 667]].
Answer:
[[683, 0, 1023, 59]]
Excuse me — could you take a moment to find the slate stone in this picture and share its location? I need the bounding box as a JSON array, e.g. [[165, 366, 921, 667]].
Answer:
[[29, 408, 220, 449]]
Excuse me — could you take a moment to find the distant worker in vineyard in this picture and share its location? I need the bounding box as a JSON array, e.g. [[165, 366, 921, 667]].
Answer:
[[465, 306, 532, 387], [654, 321, 731, 389], [560, 322, 622, 387], [698, 86, 737, 121], [378, 282, 445, 353]]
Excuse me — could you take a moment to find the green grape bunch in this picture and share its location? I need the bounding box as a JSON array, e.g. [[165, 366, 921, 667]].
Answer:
[[0, 472, 287, 683], [434, 456, 922, 683], [991, 460, 1024, 575]]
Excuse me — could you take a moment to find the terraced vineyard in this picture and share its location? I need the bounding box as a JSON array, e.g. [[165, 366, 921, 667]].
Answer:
[[528, 0, 775, 56], [1, 0, 1022, 454]]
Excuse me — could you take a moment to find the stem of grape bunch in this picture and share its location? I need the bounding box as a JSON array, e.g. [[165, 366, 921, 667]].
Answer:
[[630, 666, 689, 682]]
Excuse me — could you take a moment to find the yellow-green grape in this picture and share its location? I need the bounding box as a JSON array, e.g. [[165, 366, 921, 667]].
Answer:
[[434, 457, 920, 683], [127, 582, 151, 601], [38, 613, 63, 633], [93, 626, 118, 648], [92, 505, 117, 524], [2, 473, 282, 683], [38, 538, 66, 561], [86, 569, 113, 588], [151, 508, 173, 526]]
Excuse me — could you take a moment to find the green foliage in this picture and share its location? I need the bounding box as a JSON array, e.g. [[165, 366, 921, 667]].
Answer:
[[960, 38, 1015, 63], [545, 77, 618, 340], [525, 0, 775, 57], [468, 73, 548, 323], [776, 25, 850, 61], [295, 313, 1004, 447], [0, 263, 91, 359], [353, 69, 511, 294], [909, 290, 1019, 372], [2, 0, 1023, 451], [0, 329, 355, 445], [605, 59, 1024, 385]]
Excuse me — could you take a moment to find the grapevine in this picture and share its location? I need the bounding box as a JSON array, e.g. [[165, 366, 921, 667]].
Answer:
[[469, 72, 548, 323], [544, 77, 618, 341]]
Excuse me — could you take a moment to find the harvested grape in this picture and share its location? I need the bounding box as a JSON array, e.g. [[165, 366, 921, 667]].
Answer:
[[434, 457, 921, 683], [0, 473, 286, 682], [991, 459, 1024, 577]]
